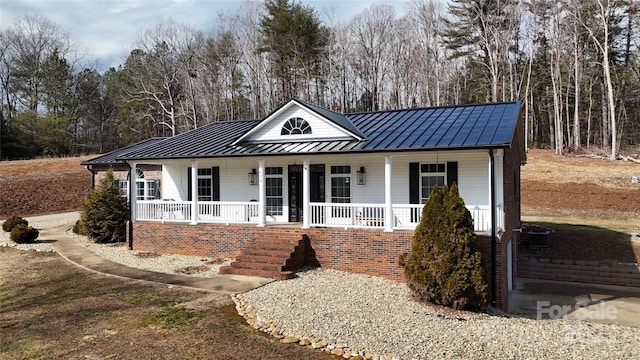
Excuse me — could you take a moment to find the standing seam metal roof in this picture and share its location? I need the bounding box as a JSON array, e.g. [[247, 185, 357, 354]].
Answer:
[[117, 101, 522, 161]]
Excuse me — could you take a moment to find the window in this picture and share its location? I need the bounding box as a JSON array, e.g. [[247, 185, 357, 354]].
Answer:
[[331, 166, 351, 217], [120, 169, 160, 201], [420, 163, 446, 203], [119, 180, 129, 198], [197, 168, 213, 201], [187, 167, 219, 202], [265, 167, 283, 216], [281, 117, 312, 135]]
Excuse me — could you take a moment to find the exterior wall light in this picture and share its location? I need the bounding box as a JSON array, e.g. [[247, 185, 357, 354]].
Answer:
[[356, 166, 366, 185], [248, 168, 257, 185]]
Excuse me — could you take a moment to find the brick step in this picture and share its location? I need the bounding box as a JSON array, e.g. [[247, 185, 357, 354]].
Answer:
[[230, 257, 305, 271], [222, 234, 311, 280], [245, 241, 305, 251], [219, 266, 294, 280], [226, 261, 284, 272], [242, 247, 305, 258]]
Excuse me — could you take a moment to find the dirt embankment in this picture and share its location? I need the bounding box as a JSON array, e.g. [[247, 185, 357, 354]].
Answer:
[[0, 156, 93, 218]]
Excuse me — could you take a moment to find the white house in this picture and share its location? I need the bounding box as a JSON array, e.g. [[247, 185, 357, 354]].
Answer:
[[85, 99, 525, 311]]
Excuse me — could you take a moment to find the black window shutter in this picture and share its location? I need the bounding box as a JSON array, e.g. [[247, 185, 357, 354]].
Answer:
[[409, 162, 420, 204], [187, 167, 192, 201], [212, 167, 220, 201], [446, 162, 458, 188]]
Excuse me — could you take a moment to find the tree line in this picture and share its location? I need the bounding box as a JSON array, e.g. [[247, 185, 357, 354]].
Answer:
[[1, 0, 638, 160]]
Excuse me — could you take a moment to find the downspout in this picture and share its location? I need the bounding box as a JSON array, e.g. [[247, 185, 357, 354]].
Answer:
[[85, 166, 96, 188], [489, 149, 497, 306], [127, 161, 134, 250]]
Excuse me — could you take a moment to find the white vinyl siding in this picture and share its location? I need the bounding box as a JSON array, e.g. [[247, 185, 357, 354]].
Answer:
[[249, 106, 355, 142], [155, 149, 495, 220]]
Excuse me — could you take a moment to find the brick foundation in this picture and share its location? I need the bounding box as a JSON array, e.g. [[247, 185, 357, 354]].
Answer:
[[518, 254, 640, 287], [131, 221, 509, 310]]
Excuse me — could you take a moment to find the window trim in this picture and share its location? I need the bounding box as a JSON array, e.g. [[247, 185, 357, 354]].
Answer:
[[265, 166, 284, 216], [420, 163, 446, 203], [281, 117, 312, 135]]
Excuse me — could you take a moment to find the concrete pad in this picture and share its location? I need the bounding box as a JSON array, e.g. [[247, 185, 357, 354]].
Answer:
[[510, 277, 640, 327]]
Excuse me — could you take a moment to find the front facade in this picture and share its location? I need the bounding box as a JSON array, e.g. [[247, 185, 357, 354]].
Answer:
[[87, 99, 525, 310]]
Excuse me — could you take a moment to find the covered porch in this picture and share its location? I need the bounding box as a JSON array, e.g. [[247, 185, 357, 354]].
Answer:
[[129, 150, 505, 234]]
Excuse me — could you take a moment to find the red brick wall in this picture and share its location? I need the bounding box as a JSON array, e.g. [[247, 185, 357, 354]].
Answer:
[[131, 221, 506, 309], [518, 254, 640, 287]]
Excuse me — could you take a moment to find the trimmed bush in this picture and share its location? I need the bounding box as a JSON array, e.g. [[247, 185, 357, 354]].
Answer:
[[400, 184, 488, 310], [72, 219, 88, 235], [2, 215, 28, 232], [10, 224, 39, 244], [79, 169, 129, 243]]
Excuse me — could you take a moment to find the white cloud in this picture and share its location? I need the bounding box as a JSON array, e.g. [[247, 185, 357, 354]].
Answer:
[[1, 0, 409, 72]]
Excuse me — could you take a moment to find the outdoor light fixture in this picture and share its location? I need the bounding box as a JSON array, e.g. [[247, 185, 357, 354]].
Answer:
[[248, 169, 257, 185], [356, 166, 366, 185]]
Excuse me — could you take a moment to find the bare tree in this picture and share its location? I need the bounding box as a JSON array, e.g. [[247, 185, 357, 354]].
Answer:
[[349, 5, 396, 111]]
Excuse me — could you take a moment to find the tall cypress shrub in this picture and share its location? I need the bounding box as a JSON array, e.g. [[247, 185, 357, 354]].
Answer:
[[80, 169, 129, 243], [400, 184, 488, 310]]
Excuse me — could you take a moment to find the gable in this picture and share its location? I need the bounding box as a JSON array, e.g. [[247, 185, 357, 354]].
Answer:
[[234, 100, 364, 144]]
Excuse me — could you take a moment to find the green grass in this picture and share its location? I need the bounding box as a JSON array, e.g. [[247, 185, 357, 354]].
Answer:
[[143, 305, 207, 331]]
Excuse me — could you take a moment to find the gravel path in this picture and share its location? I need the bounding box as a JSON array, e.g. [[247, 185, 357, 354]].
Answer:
[[3, 218, 639, 359]]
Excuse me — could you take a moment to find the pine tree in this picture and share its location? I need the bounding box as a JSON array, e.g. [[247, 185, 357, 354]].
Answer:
[[80, 169, 129, 243], [401, 184, 488, 310], [259, 0, 328, 102]]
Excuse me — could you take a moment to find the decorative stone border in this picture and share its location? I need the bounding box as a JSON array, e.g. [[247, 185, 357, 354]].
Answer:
[[231, 294, 399, 360]]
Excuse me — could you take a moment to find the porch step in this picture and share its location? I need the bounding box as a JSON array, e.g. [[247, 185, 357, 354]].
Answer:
[[219, 234, 313, 280]]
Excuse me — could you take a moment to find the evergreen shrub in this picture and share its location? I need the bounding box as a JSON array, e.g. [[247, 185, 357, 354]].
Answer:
[[2, 215, 28, 232], [10, 224, 39, 244], [399, 184, 488, 310], [80, 169, 129, 243]]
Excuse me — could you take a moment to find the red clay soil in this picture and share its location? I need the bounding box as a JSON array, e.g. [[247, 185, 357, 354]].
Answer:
[[0, 156, 92, 218]]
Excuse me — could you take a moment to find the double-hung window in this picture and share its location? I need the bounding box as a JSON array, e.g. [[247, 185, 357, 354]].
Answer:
[[197, 168, 213, 201], [420, 163, 446, 202], [265, 167, 283, 216], [187, 167, 219, 202], [331, 165, 351, 217]]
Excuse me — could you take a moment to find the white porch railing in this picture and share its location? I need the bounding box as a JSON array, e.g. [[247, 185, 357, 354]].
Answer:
[[136, 200, 502, 232], [198, 201, 259, 224], [137, 200, 192, 223], [309, 203, 387, 228]]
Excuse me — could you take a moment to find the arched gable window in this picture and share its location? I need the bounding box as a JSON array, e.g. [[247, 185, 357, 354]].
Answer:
[[281, 117, 312, 135]]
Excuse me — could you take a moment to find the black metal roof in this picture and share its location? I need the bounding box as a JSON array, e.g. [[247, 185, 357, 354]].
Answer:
[[117, 101, 522, 161], [81, 138, 166, 165]]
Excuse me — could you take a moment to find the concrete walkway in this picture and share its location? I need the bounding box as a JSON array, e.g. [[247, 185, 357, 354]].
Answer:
[[32, 215, 272, 295], [510, 277, 640, 327]]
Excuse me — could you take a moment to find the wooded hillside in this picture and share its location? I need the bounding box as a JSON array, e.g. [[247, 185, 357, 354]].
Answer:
[[1, 0, 638, 159]]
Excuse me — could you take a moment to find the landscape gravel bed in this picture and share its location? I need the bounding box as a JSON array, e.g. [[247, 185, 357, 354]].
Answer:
[[3, 220, 639, 359], [0, 219, 230, 277], [236, 268, 640, 360]]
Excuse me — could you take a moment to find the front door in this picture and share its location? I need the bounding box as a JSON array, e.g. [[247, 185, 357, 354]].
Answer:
[[288, 165, 303, 222], [288, 164, 325, 222]]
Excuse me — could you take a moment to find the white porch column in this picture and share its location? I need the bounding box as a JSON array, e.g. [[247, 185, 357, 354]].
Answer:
[[190, 161, 198, 225], [129, 162, 137, 223], [302, 159, 310, 229], [257, 160, 266, 227], [384, 156, 393, 232]]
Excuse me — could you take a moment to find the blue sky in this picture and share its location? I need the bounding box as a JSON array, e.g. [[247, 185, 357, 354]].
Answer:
[[1, 0, 410, 72]]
